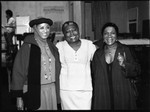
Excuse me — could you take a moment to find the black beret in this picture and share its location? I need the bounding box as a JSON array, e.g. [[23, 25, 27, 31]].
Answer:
[[29, 17, 53, 27]]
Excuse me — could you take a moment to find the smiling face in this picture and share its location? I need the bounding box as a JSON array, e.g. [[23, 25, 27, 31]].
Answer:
[[36, 23, 51, 39], [103, 26, 117, 46], [63, 24, 80, 43]]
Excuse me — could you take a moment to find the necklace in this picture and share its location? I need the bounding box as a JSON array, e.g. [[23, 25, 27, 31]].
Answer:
[[35, 38, 52, 80], [105, 45, 117, 64], [42, 45, 52, 80]]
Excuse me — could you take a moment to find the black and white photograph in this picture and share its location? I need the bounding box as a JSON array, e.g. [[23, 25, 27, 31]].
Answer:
[[1, 1, 150, 111]]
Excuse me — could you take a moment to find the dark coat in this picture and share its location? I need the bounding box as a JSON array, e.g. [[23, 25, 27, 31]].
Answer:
[[91, 41, 140, 110], [11, 34, 61, 110], [93, 39, 104, 49]]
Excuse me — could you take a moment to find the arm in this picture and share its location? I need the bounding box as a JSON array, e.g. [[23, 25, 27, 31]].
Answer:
[[91, 50, 98, 87], [88, 40, 97, 61], [17, 97, 24, 110], [121, 46, 141, 78], [11, 43, 30, 110], [5, 18, 16, 33], [6, 17, 16, 26]]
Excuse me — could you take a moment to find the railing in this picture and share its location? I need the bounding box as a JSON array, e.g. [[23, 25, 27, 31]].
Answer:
[[118, 39, 150, 45]]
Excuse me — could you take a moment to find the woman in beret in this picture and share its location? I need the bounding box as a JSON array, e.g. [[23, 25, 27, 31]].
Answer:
[[11, 17, 61, 110], [56, 21, 96, 110]]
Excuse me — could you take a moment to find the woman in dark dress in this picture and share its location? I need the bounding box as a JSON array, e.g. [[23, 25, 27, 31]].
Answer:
[[91, 22, 140, 110]]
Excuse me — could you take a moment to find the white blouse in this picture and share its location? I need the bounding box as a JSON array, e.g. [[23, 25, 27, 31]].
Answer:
[[56, 39, 96, 90], [6, 17, 16, 33]]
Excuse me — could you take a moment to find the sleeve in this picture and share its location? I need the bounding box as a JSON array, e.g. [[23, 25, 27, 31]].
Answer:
[[54, 46, 61, 104], [55, 42, 60, 49], [56, 42, 64, 63], [91, 50, 99, 88], [7, 17, 15, 26], [11, 43, 30, 97], [89, 40, 97, 61], [122, 46, 141, 78]]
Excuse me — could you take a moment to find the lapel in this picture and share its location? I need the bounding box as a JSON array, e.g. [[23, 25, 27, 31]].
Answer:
[[47, 39, 55, 56], [113, 41, 124, 67], [99, 49, 107, 75], [99, 41, 124, 74], [27, 44, 41, 110]]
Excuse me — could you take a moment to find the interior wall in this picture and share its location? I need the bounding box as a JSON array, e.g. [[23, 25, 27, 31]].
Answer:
[[149, 1, 150, 19], [1, 1, 69, 31], [2, 1, 86, 40], [127, 1, 149, 34], [110, 1, 128, 33], [72, 1, 83, 38], [84, 3, 94, 41], [2, 1, 148, 41], [1, 1, 70, 43]]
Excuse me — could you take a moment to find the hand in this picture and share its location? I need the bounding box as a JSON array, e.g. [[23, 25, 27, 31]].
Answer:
[[1, 24, 4, 28], [17, 97, 24, 110], [117, 52, 125, 67]]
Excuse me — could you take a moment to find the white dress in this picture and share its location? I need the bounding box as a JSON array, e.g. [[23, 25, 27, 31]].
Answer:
[[56, 39, 96, 110]]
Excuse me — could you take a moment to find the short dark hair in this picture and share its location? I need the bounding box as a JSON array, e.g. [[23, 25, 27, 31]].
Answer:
[[62, 21, 79, 34], [101, 22, 119, 37], [6, 9, 13, 17]]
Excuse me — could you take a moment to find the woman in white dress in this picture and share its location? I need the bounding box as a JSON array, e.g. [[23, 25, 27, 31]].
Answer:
[[56, 21, 96, 110]]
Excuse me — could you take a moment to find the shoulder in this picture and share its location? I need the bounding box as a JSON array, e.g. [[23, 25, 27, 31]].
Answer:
[[93, 48, 103, 58], [20, 42, 32, 49], [9, 17, 15, 22], [118, 41, 128, 49], [93, 39, 104, 48], [81, 39, 96, 52], [24, 34, 35, 44], [117, 41, 131, 53], [81, 39, 92, 42], [16, 43, 31, 56], [56, 41, 66, 48], [81, 39, 94, 45]]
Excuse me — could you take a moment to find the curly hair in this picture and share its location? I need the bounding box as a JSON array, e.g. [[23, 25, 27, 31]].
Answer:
[[101, 22, 119, 37], [5, 9, 13, 17]]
